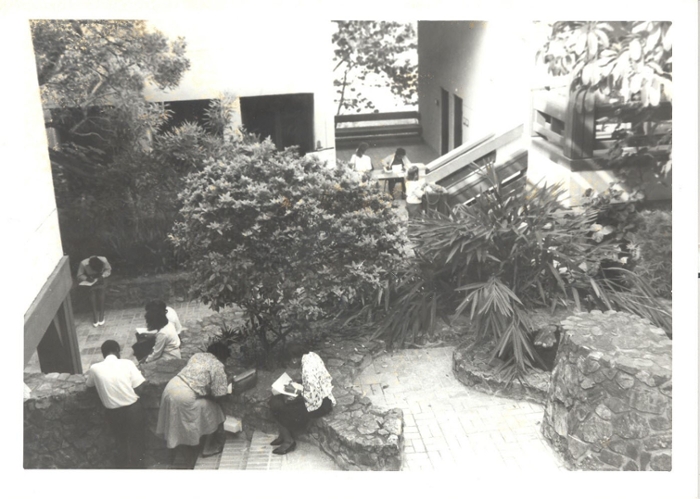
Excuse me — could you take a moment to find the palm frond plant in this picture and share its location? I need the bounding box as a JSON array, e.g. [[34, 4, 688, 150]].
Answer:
[[373, 166, 670, 380]]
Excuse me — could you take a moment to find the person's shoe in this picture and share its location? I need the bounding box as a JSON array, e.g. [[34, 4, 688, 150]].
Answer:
[[272, 441, 296, 455], [270, 436, 284, 446], [93, 322, 99, 327], [201, 439, 224, 457], [97, 320, 105, 326]]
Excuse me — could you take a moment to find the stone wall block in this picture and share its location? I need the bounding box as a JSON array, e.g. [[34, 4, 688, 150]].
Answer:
[[599, 448, 626, 468], [648, 415, 671, 432], [649, 452, 672, 471], [643, 431, 672, 452], [608, 438, 641, 461], [613, 411, 650, 440], [542, 311, 672, 471], [615, 372, 635, 389], [578, 415, 613, 444], [628, 388, 669, 415], [658, 379, 672, 397]]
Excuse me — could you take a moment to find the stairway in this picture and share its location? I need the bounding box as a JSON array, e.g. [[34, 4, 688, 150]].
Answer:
[[193, 429, 339, 471]]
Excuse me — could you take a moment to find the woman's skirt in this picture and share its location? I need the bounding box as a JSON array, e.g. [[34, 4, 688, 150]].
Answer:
[[156, 376, 225, 448]]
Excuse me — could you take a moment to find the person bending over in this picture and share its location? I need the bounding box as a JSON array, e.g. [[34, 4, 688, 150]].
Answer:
[[156, 342, 233, 458], [76, 256, 111, 327], [268, 351, 336, 454]]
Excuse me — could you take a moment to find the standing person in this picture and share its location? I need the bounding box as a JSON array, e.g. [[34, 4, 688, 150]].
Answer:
[[268, 351, 336, 455], [141, 306, 181, 363], [381, 147, 411, 199], [156, 342, 232, 457], [86, 340, 147, 469], [404, 166, 426, 219], [349, 142, 373, 174], [76, 256, 111, 327]]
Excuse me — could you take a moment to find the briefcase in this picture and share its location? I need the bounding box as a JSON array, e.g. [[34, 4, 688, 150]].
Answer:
[[232, 368, 257, 392]]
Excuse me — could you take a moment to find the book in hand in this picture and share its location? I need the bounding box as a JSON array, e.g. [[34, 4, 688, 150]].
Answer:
[[271, 372, 302, 398], [79, 279, 97, 287], [135, 327, 156, 334]]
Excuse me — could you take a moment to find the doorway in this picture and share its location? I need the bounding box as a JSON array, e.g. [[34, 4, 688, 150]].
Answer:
[[441, 88, 449, 154], [240, 93, 315, 155], [454, 95, 463, 148]]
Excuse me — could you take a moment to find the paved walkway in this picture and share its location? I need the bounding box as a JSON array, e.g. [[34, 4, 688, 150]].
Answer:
[[353, 347, 568, 471], [25, 300, 215, 373], [26, 301, 567, 471]]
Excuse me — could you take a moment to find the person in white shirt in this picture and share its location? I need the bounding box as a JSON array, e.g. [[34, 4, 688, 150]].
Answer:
[[349, 142, 373, 174], [142, 306, 181, 364], [404, 166, 426, 219], [146, 300, 183, 335], [86, 340, 147, 468], [381, 148, 411, 199]]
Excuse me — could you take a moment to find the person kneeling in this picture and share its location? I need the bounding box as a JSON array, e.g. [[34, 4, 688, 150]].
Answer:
[[268, 352, 336, 455]]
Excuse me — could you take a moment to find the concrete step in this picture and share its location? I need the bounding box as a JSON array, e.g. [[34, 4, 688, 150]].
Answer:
[[193, 429, 340, 470]]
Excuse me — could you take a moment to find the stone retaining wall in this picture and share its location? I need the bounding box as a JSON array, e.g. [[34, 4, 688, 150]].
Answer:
[[453, 337, 550, 404], [23, 326, 212, 469], [541, 311, 672, 471], [24, 312, 404, 470]]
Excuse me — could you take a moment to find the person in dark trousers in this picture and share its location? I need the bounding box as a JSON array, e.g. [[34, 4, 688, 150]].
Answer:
[[86, 340, 147, 469], [76, 256, 111, 327], [268, 352, 336, 454]]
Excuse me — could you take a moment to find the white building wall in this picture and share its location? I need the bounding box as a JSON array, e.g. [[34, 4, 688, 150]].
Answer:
[[417, 20, 534, 154], [145, 18, 337, 153], [3, 21, 65, 316]]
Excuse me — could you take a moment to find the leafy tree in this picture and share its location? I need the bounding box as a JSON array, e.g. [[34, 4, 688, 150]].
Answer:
[[332, 21, 417, 114], [537, 21, 672, 183], [31, 20, 194, 272], [171, 134, 409, 362]]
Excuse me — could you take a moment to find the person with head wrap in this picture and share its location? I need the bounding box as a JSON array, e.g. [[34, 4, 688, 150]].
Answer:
[[268, 351, 336, 454]]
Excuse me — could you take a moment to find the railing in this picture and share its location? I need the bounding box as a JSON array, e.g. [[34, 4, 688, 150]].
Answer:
[[531, 89, 672, 171], [334, 111, 421, 147], [424, 124, 528, 206]]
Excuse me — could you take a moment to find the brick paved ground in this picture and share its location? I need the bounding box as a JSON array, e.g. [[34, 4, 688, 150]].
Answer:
[[353, 347, 568, 472], [25, 299, 216, 373], [26, 301, 567, 471]]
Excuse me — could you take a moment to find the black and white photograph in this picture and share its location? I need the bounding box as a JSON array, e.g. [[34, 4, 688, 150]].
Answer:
[[7, 1, 697, 498]]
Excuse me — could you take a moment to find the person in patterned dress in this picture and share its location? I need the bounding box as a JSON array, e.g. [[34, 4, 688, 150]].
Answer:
[[156, 342, 232, 457], [268, 351, 336, 454]]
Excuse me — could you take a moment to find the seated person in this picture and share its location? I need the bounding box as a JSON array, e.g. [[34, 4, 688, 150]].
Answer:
[[156, 342, 232, 457], [381, 148, 411, 199], [268, 351, 336, 455], [141, 307, 181, 363], [145, 300, 183, 336], [349, 142, 373, 174]]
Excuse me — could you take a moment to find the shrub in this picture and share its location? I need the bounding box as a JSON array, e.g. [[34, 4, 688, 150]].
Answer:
[[374, 170, 671, 378], [172, 133, 409, 362], [633, 209, 672, 299], [581, 188, 672, 300]]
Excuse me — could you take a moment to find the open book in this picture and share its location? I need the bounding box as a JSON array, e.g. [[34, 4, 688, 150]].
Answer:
[[78, 280, 96, 287], [135, 327, 155, 334], [271, 372, 302, 398]]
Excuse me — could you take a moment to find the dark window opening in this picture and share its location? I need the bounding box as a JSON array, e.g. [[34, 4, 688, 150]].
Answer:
[[240, 93, 314, 155]]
